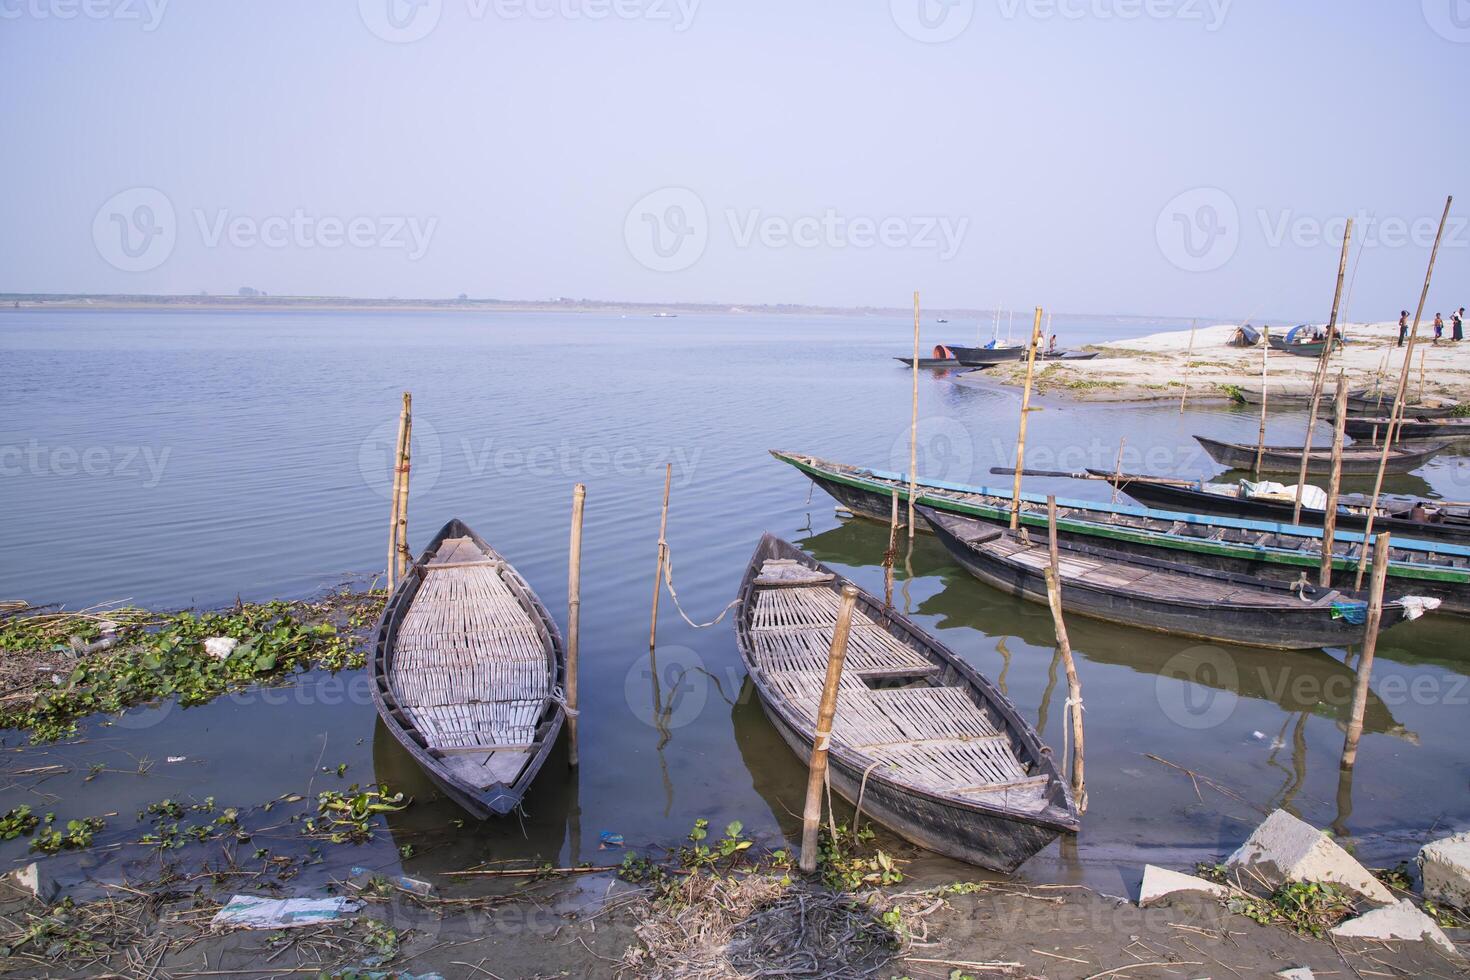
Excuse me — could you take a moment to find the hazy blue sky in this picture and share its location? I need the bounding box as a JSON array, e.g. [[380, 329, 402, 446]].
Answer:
[[1, 1, 1466, 320]]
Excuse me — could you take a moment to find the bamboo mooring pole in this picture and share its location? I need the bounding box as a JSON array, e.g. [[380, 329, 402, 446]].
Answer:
[[1419, 348, 1427, 403], [1254, 332, 1269, 477], [799, 583, 860, 873], [648, 463, 673, 649], [1109, 437, 1126, 504], [1043, 498, 1086, 811], [884, 488, 899, 607], [394, 393, 413, 580], [567, 483, 586, 767], [386, 393, 410, 591], [1340, 532, 1391, 769], [1354, 195, 1453, 590], [1292, 219, 1353, 524], [908, 292, 920, 540], [1178, 319, 1197, 413], [1319, 374, 1349, 588], [1009, 307, 1045, 530]]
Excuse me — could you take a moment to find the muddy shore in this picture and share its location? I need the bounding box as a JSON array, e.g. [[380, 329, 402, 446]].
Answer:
[[977, 322, 1470, 404]]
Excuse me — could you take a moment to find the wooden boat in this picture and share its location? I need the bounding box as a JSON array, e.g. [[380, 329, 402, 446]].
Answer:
[[770, 450, 1470, 614], [1101, 473, 1470, 547], [1043, 350, 1099, 361], [950, 344, 1027, 365], [1193, 435, 1445, 475], [1344, 417, 1470, 441], [1267, 327, 1341, 357], [371, 519, 566, 818], [735, 534, 1080, 872], [1230, 386, 1458, 417], [897, 344, 965, 368], [920, 508, 1419, 649]]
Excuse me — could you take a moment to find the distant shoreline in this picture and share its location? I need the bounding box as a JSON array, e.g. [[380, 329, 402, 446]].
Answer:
[[0, 293, 1240, 324]]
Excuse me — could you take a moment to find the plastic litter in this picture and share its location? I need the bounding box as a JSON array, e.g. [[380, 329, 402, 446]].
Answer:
[[211, 895, 362, 930], [599, 831, 625, 849]]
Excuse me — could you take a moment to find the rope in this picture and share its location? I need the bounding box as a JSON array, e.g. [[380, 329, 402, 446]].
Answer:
[[549, 685, 580, 718], [852, 759, 885, 846], [660, 542, 742, 629]]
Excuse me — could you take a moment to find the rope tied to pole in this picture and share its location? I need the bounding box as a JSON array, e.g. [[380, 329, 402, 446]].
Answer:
[[1061, 694, 1084, 776], [659, 542, 742, 629], [813, 728, 832, 752], [548, 686, 580, 718], [852, 759, 885, 846]]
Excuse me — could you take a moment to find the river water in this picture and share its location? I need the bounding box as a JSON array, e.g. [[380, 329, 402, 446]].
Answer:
[[2, 307, 1466, 896]]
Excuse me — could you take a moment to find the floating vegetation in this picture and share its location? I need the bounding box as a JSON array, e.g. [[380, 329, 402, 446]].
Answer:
[[0, 590, 383, 742]]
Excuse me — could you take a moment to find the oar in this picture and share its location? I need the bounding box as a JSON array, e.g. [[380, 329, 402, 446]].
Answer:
[[988, 467, 1199, 488]]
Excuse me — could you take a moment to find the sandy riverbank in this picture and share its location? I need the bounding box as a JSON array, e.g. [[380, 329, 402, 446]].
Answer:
[[978, 322, 1470, 404]]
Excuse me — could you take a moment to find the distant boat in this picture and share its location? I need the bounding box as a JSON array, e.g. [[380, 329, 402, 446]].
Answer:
[[652, 312, 678, 318], [897, 344, 968, 368], [936, 318, 949, 323], [1193, 435, 1446, 474], [950, 344, 1027, 366], [1345, 417, 1470, 442]]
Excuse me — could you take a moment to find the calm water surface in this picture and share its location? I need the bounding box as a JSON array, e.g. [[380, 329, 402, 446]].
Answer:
[[1, 308, 1467, 896]]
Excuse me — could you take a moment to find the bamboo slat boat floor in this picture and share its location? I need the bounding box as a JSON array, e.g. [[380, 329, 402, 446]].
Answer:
[[389, 536, 551, 788], [749, 565, 1048, 811]]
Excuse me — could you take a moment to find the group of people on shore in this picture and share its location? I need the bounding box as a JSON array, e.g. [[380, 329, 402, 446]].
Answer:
[[1398, 307, 1467, 345]]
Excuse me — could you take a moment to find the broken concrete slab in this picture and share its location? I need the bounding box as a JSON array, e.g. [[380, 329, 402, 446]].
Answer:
[[1418, 831, 1470, 909], [1226, 809, 1393, 905], [1331, 899, 1458, 955], [1275, 969, 1314, 980], [1138, 865, 1228, 907]]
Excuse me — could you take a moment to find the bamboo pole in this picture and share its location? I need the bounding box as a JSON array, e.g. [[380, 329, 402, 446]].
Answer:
[[1319, 374, 1348, 588], [1109, 437, 1126, 504], [648, 463, 672, 649], [386, 393, 410, 591], [1292, 220, 1353, 523], [1340, 532, 1391, 769], [1043, 500, 1085, 811], [567, 483, 586, 767], [1254, 332, 1269, 477], [395, 394, 413, 579], [799, 583, 859, 873], [1178, 319, 1197, 413], [1009, 307, 1045, 530], [909, 292, 920, 540], [1354, 195, 1453, 590], [884, 488, 899, 607], [1419, 348, 1427, 403]]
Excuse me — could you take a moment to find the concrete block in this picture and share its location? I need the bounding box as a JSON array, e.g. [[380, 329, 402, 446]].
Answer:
[[1138, 865, 1228, 907], [1331, 899, 1457, 955], [1227, 809, 1393, 905], [1418, 832, 1470, 909]]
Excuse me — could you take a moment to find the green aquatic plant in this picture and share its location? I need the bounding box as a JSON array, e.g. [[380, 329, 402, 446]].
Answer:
[[0, 806, 40, 841], [0, 593, 381, 742], [29, 815, 105, 855]]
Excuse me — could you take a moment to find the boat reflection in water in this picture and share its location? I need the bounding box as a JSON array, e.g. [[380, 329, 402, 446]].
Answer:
[[373, 717, 582, 876]]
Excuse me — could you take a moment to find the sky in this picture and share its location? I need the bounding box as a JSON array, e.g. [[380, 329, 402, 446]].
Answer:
[[0, 1, 1466, 321]]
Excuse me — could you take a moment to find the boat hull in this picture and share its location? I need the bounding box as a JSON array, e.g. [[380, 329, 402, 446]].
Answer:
[[923, 511, 1404, 650], [776, 451, 1470, 615], [754, 694, 1064, 872], [1344, 418, 1470, 441], [1192, 436, 1445, 475], [1113, 478, 1470, 547], [949, 345, 1027, 365], [370, 518, 565, 820]]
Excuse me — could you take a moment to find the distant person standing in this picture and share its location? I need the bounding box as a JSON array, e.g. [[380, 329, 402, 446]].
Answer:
[[1398, 310, 1410, 346], [1047, 333, 1058, 355], [1434, 313, 1445, 344], [1455, 308, 1465, 343]]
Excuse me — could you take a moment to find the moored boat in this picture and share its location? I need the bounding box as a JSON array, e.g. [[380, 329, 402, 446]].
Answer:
[[1099, 472, 1470, 546], [1344, 416, 1470, 441], [1192, 435, 1445, 474], [920, 507, 1425, 650], [949, 344, 1027, 365], [371, 519, 566, 818], [769, 449, 1470, 614], [735, 534, 1080, 872]]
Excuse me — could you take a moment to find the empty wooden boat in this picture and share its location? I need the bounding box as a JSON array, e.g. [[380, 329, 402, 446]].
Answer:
[[770, 449, 1470, 615], [1193, 435, 1445, 475], [736, 535, 1080, 872], [1102, 472, 1470, 546], [1344, 416, 1470, 442], [950, 344, 1027, 365], [920, 507, 1425, 649], [371, 519, 566, 818]]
